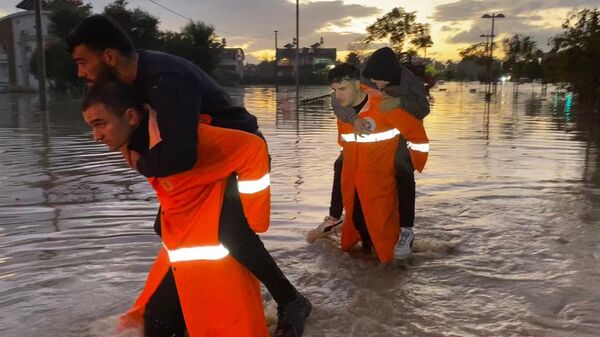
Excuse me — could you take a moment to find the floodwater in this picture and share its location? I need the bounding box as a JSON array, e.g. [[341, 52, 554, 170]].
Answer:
[[1, 82, 600, 337]]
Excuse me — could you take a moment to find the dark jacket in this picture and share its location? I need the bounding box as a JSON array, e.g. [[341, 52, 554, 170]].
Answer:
[[128, 49, 259, 178]]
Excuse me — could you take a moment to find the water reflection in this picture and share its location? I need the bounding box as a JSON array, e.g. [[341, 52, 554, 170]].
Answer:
[[1, 82, 599, 337]]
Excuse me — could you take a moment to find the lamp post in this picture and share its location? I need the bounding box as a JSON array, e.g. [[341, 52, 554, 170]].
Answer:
[[274, 30, 278, 88], [481, 13, 505, 99]]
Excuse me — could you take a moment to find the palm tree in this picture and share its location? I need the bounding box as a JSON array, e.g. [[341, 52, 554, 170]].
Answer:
[[411, 23, 433, 58]]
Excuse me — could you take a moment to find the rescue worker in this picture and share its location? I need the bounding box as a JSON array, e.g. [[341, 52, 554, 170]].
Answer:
[[82, 79, 275, 336], [69, 15, 310, 337], [308, 47, 429, 260], [328, 63, 429, 263]]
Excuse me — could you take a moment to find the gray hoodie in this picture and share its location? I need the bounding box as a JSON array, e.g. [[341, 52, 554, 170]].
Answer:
[[331, 63, 430, 124]]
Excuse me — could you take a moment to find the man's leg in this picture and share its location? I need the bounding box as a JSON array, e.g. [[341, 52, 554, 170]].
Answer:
[[353, 190, 373, 252], [396, 138, 416, 228], [219, 175, 311, 337], [394, 137, 416, 259], [329, 152, 344, 219], [143, 269, 186, 337], [307, 152, 344, 242]]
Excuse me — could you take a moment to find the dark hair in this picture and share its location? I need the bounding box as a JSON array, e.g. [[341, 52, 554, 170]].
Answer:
[[67, 15, 134, 56], [82, 80, 139, 116], [328, 63, 360, 83]]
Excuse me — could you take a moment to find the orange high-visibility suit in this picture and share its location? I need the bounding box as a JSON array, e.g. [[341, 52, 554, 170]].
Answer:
[[120, 122, 270, 337], [338, 86, 429, 263]]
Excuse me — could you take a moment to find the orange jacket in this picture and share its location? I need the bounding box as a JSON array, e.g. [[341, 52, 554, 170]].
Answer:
[[120, 123, 270, 337], [338, 86, 429, 262]]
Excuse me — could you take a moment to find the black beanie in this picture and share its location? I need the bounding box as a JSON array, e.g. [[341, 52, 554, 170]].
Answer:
[[362, 47, 401, 83]]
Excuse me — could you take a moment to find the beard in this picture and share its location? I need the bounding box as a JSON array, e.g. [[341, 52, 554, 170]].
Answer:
[[87, 67, 118, 87]]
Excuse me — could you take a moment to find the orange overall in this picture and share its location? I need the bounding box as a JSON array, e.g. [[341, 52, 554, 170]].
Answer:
[[120, 123, 270, 337], [338, 86, 429, 263]]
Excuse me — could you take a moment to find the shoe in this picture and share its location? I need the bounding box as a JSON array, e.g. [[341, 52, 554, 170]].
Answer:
[[306, 216, 343, 243], [273, 293, 312, 337], [394, 227, 414, 260]]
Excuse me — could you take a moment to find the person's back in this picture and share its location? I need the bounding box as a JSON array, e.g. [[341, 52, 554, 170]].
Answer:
[[134, 49, 258, 133]]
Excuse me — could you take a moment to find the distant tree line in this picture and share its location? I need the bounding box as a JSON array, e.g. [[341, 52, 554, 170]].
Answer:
[[32, 0, 225, 91], [453, 8, 599, 108]]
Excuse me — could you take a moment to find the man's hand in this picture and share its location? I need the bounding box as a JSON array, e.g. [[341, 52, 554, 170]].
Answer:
[[146, 104, 162, 149], [352, 118, 372, 135], [119, 145, 140, 172], [378, 94, 401, 113]]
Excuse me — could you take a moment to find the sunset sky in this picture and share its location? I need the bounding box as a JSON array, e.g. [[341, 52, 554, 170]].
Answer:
[[1, 0, 597, 63]]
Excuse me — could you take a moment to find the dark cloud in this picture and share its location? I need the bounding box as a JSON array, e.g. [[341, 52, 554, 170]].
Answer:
[[116, 0, 379, 62], [446, 18, 562, 51], [432, 0, 598, 22]]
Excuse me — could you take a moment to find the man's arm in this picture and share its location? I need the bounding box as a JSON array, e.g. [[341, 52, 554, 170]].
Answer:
[[362, 65, 430, 119], [331, 93, 358, 124], [383, 66, 430, 119], [135, 73, 200, 177]]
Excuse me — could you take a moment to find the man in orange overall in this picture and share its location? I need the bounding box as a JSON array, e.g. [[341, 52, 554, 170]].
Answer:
[[81, 80, 275, 337], [328, 63, 429, 263]]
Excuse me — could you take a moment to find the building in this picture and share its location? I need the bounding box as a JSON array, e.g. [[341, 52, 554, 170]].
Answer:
[[276, 43, 336, 78], [217, 48, 245, 78], [0, 9, 50, 91]]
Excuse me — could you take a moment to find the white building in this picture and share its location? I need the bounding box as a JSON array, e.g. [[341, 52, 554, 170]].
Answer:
[[0, 10, 50, 91], [218, 48, 245, 78]]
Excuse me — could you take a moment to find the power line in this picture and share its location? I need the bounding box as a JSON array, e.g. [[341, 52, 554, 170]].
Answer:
[[146, 0, 273, 39]]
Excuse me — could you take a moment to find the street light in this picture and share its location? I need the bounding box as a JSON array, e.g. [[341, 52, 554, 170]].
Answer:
[[481, 13, 505, 99]]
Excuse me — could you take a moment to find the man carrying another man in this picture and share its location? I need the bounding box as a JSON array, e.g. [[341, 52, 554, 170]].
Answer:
[[327, 63, 429, 263], [309, 47, 430, 260], [70, 15, 310, 337]]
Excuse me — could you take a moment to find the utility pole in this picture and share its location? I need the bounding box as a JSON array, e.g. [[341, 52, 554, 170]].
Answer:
[[295, 0, 299, 91], [481, 13, 505, 100], [34, 0, 47, 110], [274, 30, 278, 88]]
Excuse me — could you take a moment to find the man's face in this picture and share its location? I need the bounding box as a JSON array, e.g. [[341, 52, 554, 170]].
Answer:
[[72, 45, 112, 86], [82, 104, 138, 151], [331, 79, 361, 107], [370, 79, 390, 90]]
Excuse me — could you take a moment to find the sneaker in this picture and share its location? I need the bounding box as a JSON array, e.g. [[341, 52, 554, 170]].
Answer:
[[394, 227, 414, 260], [306, 216, 343, 243], [273, 293, 312, 337]]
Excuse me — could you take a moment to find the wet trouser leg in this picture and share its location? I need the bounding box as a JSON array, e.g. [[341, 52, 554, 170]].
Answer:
[[396, 137, 416, 228], [144, 269, 186, 337], [219, 174, 298, 305], [328, 152, 344, 219], [353, 190, 372, 251]]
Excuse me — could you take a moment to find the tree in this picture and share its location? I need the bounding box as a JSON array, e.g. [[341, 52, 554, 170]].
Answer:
[[459, 41, 490, 64], [160, 22, 225, 76], [547, 8, 600, 105], [410, 23, 433, 58], [502, 34, 542, 81], [103, 0, 160, 49], [31, 1, 92, 91], [345, 52, 361, 66], [363, 7, 426, 54]]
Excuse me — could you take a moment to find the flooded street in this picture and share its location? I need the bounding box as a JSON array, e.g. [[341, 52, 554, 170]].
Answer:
[[1, 82, 600, 337]]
